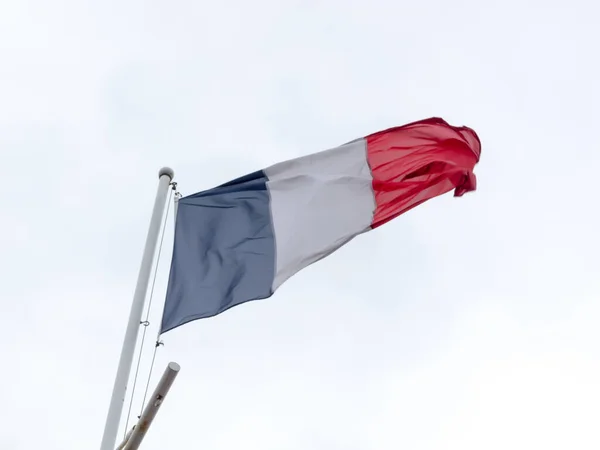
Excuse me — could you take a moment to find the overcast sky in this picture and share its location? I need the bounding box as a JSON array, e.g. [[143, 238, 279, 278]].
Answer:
[[2, 1, 599, 449]]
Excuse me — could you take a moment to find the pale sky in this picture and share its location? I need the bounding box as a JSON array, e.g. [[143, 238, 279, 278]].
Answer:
[[2, 1, 599, 449]]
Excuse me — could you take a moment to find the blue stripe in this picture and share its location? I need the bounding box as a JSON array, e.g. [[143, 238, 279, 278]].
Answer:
[[161, 170, 276, 333]]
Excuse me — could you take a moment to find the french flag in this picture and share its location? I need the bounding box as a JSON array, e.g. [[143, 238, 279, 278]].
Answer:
[[161, 117, 481, 333]]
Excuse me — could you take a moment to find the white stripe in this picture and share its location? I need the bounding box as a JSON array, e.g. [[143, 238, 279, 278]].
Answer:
[[264, 138, 375, 291]]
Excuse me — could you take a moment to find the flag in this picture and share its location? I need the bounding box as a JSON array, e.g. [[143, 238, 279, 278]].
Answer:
[[160, 117, 481, 333]]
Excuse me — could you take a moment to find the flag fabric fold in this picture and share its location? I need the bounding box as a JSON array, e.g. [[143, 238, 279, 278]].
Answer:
[[161, 117, 481, 333]]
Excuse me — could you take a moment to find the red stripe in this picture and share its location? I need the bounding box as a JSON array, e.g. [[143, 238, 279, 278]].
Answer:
[[366, 117, 481, 229]]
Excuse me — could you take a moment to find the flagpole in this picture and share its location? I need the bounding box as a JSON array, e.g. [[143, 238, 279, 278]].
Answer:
[[100, 167, 174, 450]]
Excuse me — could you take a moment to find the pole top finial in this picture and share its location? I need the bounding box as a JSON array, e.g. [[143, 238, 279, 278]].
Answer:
[[158, 167, 175, 180]]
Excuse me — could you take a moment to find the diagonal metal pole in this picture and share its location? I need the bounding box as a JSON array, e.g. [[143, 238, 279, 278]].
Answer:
[[100, 167, 174, 450], [120, 362, 181, 450]]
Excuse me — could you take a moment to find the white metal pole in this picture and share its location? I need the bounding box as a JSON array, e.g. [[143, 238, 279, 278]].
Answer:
[[115, 427, 135, 450], [123, 362, 181, 450], [100, 167, 175, 450]]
